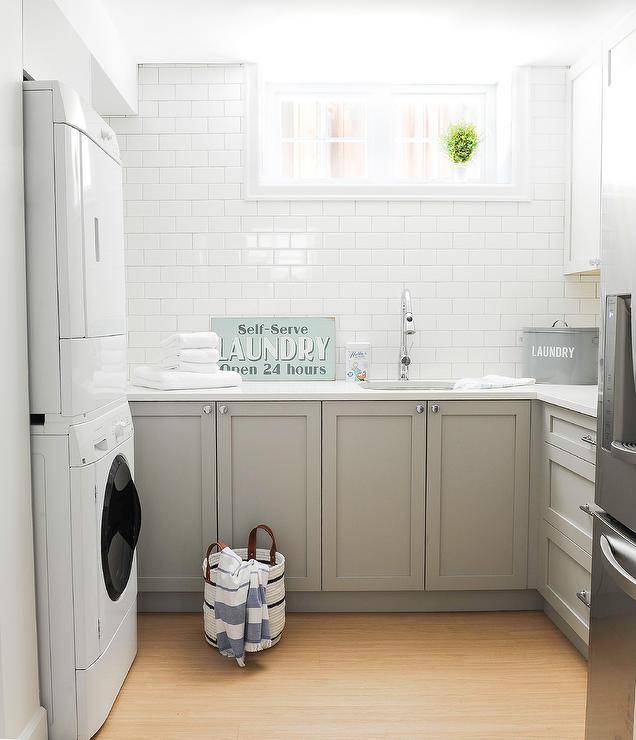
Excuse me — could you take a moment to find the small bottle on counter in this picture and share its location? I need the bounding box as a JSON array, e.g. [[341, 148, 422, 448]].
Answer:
[[345, 341, 371, 383]]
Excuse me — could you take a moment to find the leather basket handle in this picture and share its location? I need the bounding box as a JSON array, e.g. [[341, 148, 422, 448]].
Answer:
[[247, 524, 277, 566], [204, 540, 227, 583]]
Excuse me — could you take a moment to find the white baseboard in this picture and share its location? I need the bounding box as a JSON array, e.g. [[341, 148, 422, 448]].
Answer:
[[18, 707, 47, 740]]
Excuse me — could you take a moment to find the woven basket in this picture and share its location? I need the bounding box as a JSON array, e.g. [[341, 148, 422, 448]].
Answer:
[[202, 524, 286, 650]]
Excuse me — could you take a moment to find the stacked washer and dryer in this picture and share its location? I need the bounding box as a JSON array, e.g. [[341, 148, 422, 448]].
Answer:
[[24, 81, 141, 740]]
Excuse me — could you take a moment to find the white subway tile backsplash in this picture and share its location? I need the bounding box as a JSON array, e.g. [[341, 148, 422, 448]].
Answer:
[[191, 67, 226, 84], [340, 216, 372, 232], [141, 84, 175, 101], [113, 64, 599, 379], [356, 201, 388, 216], [469, 216, 502, 233], [323, 201, 356, 215], [405, 216, 436, 232], [308, 216, 341, 232], [437, 216, 470, 232]]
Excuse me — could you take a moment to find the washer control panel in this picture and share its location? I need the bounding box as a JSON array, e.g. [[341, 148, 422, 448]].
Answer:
[[69, 402, 133, 467]]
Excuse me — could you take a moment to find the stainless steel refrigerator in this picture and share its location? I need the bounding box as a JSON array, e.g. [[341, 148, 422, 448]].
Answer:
[[585, 23, 636, 740]]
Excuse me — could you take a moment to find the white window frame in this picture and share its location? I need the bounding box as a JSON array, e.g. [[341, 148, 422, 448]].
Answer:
[[245, 64, 531, 201]]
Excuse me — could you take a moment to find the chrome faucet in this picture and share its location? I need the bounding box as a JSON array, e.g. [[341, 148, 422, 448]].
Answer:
[[399, 288, 415, 380]]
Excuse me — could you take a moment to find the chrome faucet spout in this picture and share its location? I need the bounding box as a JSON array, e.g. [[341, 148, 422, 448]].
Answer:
[[399, 288, 415, 380]]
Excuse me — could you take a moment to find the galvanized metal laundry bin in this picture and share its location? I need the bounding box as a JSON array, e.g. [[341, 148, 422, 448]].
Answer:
[[521, 325, 599, 384]]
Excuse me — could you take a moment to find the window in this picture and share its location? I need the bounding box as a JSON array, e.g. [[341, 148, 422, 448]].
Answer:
[[245, 67, 530, 200], [278, 99, 366, 180], [394, 90, 492, 182]]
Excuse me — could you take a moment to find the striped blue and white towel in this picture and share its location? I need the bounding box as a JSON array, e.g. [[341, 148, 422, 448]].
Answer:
[[214, 546, 271, 666]]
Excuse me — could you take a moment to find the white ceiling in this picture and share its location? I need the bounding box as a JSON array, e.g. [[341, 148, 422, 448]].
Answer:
[[104, 0, 636, 81]]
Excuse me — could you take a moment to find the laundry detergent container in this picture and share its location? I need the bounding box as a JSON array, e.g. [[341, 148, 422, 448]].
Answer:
[[521, 325, 599, 384]]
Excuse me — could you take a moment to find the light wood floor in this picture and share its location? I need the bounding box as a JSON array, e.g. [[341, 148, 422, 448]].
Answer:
[[96, 611, 587, 740]]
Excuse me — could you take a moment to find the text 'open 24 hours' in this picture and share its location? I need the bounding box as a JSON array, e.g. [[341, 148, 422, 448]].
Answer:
[[211, 317, 336, 380]]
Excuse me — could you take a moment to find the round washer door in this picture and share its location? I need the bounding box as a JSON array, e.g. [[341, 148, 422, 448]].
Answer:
[[101, 454, 141, 601]]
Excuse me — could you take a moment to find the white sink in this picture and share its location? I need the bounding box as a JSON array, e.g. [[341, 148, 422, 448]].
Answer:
[[361, 380, 456, 390]]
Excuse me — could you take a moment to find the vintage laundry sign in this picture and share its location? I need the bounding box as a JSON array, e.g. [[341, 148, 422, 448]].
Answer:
[[211, 317, 335, 380]]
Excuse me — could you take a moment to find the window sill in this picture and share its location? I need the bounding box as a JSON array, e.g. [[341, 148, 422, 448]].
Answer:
[[244, 182, 532, 202]]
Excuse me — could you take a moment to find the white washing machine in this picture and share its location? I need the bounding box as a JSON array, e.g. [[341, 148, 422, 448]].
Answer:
[[31, 402, 140, 740]]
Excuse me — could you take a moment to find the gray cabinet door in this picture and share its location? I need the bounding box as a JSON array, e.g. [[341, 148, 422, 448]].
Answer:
[[216, 401, 321, 591], [426, 400, 530, 590], [322, 401, 426, 591], [130, 402, 216, 594]]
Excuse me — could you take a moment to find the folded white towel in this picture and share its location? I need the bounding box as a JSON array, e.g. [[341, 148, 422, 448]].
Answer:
[[159, 360, 220, 374], [453, 375, 536, 391], [160, 348, 220, 364], [160, 332, 219, 350], [131, 365, 241, 391]]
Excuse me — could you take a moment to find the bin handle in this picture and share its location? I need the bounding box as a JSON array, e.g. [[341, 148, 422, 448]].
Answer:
[[247, 524, 277, 565], [204, 540, 227, 583], [551, 319, 569, 328]]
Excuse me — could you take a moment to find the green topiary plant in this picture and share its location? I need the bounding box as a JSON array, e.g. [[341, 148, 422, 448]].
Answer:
[[441, 121, 480, 164]]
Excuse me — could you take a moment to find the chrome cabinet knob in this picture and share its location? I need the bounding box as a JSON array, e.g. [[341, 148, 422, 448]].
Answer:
[[589, 258, 601, 268], [202, 405, 212, 414], [576, 589, 591, 608], [430, 404, 440, 414], [416, 404, 425, 414], [218, 405, 229, 415]]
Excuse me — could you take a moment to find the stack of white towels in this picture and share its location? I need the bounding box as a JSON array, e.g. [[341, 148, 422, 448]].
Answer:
[[131, 332, 242, 391]]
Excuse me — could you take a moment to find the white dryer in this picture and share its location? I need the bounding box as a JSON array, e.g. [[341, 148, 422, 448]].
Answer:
[[24, 80, 127, 419], [31, 402, 141, 740]]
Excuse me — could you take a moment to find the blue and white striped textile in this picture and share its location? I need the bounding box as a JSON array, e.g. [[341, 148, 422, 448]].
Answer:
[[213, 546, 272, 666]]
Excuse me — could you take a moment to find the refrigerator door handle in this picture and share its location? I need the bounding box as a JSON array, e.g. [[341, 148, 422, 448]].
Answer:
[[601, 534, 636, 600]]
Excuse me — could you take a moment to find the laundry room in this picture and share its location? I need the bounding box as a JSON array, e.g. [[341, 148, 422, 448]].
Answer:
[[2, 1, 636, 739]]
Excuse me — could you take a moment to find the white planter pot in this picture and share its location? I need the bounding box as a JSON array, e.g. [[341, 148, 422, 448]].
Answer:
[[453, 163, 470, 182]]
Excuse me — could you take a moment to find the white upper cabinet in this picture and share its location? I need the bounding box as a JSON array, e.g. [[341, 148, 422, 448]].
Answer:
[[564, 50, 603, 275]]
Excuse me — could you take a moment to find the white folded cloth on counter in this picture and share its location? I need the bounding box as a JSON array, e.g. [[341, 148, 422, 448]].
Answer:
[[453, 375, 536, 391], [159, 360, 220, 374], [131, 365, 241, 391], [160, 332, 219, 350], [160, 347, 220, 365]]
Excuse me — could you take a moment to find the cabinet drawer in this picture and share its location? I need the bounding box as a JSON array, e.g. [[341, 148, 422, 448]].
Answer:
[[543, 404, 597, 463], [539, 520, 592, 643], [543, 444, 595, 553]]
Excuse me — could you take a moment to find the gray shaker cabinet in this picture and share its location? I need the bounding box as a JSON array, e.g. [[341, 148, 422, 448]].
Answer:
[[425, 400, 531, 590], [130, 401, 216, 595], [216, 401, 321, 591], [321, 401, 427, 591], [131, 397, 534, 602]]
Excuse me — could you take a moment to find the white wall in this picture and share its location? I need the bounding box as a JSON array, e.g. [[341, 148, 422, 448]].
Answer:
[[23, 0, 137, 114], [23, 0, 92, 100], [0, 1, 46, 738], [110, 64, 599, 381], [53, 0, 137, 112]]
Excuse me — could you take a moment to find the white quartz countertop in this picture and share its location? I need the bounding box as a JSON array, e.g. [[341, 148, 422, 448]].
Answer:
[[128, 381, 598, 417]]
